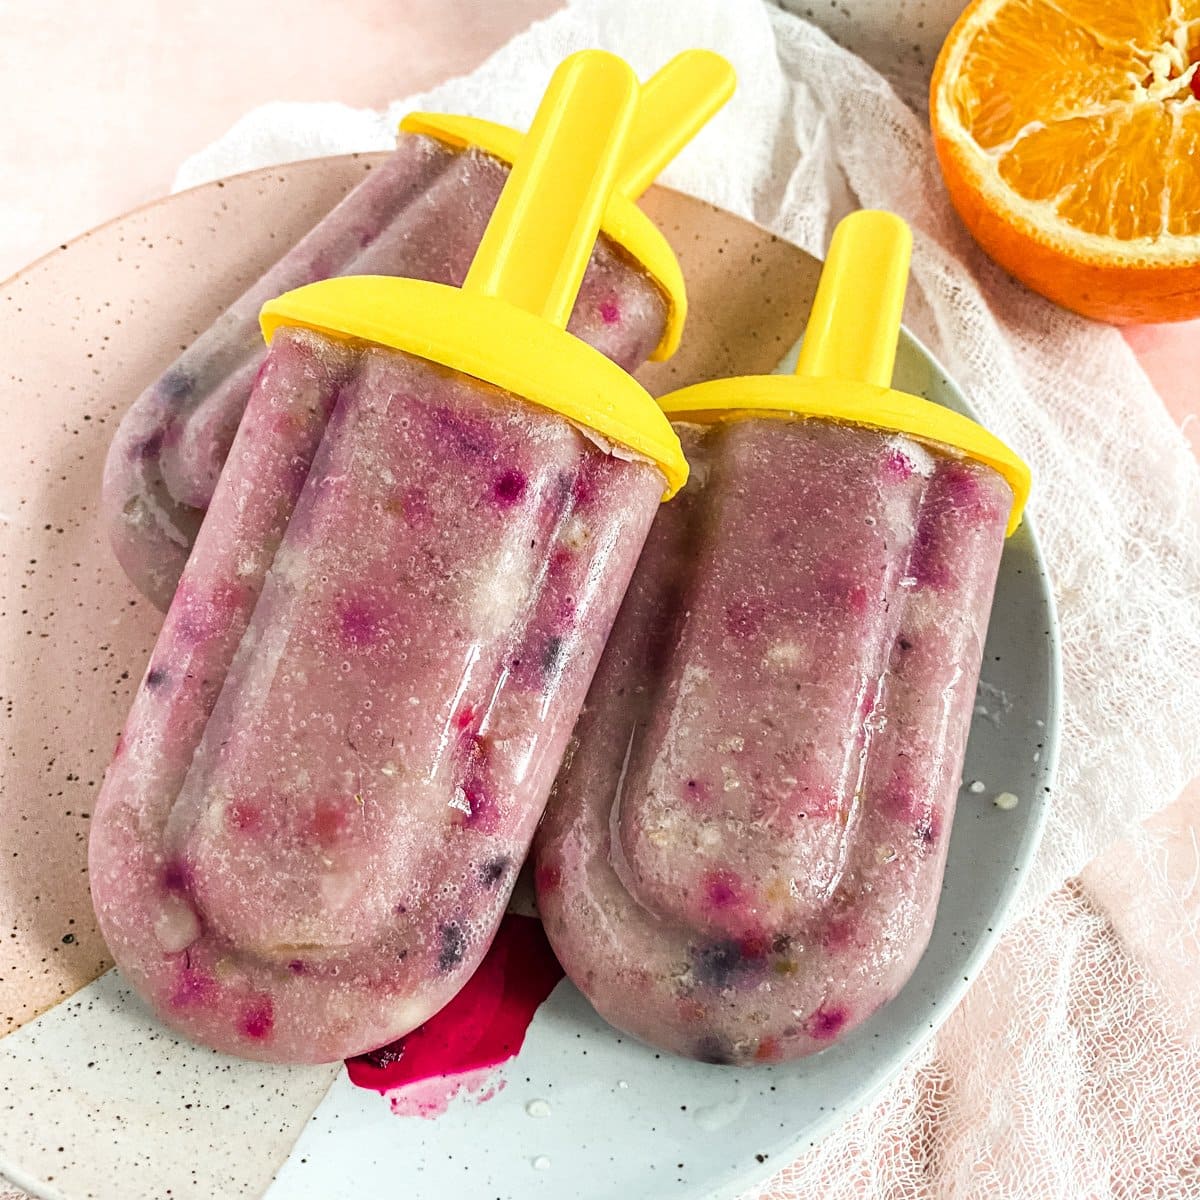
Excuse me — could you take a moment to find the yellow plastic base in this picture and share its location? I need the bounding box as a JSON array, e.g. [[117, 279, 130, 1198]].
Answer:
[[262, 276, 687, 499], [658, 210, 1030, 535], [659, 375, 1029, 534]]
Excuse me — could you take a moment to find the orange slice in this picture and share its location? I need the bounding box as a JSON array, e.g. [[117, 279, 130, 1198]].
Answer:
[[931, 0, 1200, 323]]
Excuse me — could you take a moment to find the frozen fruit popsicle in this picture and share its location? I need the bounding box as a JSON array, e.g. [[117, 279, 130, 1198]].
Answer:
[[88, 50, 689, 1064], [535, 211, 1031, 1065], [102, 51, 734, 611]]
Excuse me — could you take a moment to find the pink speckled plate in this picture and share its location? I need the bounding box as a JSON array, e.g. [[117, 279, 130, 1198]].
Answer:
[[0, 156, 1057, 1200]]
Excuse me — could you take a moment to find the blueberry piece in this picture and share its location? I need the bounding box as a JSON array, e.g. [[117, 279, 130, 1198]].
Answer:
[[692, 940, 745, 989], [555, 470, 575, 510], [479, 856, 510, 888], [492, 470, 527, 507], [694, 1034, 734, 1065], [162, 860, 190, 892], [159, 369, 195, 402], [136, 431, 164, 459], [239, 1001, 274, 1040], [438, 922, 466, 971], [541, 635, 565, 676], [807, 1005, 849, 1040]]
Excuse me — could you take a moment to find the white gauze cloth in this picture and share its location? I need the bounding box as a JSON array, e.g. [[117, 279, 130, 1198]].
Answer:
[[173, 2, 1200, 1196]]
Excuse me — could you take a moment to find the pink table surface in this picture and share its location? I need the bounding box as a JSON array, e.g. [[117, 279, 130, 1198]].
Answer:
[[2, 4, 1198, 1198]]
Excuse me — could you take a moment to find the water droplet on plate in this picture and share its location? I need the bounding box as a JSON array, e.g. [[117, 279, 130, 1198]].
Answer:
[[525, 1098, 551, 1118], [693, 1093, 747, 1131], [532, 1155, 551, 1171]]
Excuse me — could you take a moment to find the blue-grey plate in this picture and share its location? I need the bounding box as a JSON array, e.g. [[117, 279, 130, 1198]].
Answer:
[[0, 167, 1058, 1200]]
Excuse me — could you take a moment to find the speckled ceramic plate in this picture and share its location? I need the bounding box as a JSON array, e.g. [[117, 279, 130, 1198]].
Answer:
[[0, 155, 1059, 1200]]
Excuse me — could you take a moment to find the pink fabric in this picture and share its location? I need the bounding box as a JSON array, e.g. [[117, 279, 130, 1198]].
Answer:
[[1123, 323, 1200, 458]]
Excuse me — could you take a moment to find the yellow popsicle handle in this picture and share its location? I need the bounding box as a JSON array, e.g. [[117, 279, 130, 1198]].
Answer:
[[795, 210, 913, 388], [462, 50, 638, 328], [617, 49, 736, 199], [655, 208, 1031, 532]]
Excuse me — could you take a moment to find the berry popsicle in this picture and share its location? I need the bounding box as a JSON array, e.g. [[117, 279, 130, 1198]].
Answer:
[[103, 51, 734, 611], [88, 50, 688, 1064], [535, 211, 1031, 1065]]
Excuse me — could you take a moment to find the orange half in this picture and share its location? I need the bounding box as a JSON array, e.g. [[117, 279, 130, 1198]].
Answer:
[[931, 0, 1200, 323]]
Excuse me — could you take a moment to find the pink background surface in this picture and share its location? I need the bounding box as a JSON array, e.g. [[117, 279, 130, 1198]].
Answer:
[[1, 1, 1197, 1196], [0, 0, 558, 281]]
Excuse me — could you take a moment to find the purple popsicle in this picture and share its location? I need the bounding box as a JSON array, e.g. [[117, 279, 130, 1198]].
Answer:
[[88, 51, 687, 1064], [102, 51, 734, 611], [534, 211, 1030, 1064]]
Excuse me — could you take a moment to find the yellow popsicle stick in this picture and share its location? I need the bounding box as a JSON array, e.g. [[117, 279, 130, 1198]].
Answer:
[[462, 52, 638, 328], [615, 50, 736, 201], [657, 210, 1030, 532], [262, 51, 688, 499], [795, 211, 912, 388]]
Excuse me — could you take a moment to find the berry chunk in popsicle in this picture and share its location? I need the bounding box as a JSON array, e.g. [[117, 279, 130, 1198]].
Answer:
[[102, 51, 734, 611], [89, 50, 688, 1064], [534, 210, 1031, 1065]]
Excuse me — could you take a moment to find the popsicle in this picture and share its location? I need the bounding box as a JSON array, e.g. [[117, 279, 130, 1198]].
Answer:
[[534, 211, 1031, 1065], [88, 50, 688, 1064], [102, 52, 733, 611]]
